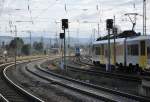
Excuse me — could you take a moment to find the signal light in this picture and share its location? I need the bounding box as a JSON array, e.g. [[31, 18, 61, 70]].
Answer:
[[106, 19, 113, 29], [60, 33, 65, 39], [62, 19, 68, 29]]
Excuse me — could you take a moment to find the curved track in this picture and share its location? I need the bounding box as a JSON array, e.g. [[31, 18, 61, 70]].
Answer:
[[27, 62, 150, 102], [8, 58, 102, 102], [0, 59, 44, 102]]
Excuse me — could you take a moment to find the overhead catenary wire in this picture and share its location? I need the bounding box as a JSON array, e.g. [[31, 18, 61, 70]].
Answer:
[[27, 0, 34, 24], [0, 0, 5, 16], [0, 0, 150, 37]]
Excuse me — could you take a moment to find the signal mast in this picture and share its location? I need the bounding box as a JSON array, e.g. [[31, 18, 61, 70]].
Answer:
[[143, 0, 146, 35]]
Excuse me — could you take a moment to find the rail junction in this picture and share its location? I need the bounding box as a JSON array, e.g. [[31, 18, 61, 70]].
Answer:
[[0, 55, 150, 102]]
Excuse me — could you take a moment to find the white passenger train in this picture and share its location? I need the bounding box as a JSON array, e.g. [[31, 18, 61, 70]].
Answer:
[[92, 35, 150, 70]]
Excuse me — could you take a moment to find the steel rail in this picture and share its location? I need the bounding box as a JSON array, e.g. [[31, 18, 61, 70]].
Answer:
[[26, 66, 117, 102], [1, 57, 47, 102], [50, 60, 150, 102]]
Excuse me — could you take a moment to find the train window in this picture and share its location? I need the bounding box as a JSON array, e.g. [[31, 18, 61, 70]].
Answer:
[[102, 44, 104, 55], [100, 44, 104, 55], [105, 49, 108, 57], [132, 44, 139, 55], [95, 47, 100, 55], [116, 45, 123, 56], [128, 44, 139, 56], [127, 45, 131, 55], [100, 46, 102, 55], [140, 41, 145, 56], [147, 47, 150, 59]]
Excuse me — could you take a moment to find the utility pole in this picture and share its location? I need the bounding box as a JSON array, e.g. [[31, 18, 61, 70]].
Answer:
[[67, 28, 70, 56], [113, 16, 116, 68], [14, 25, 17, 68], [98, 23, 100, 37], [60, 33, 64, 69], [49, 38, 51, 55], [63, 28, 66, 68], [93, 28, 96, 41], [29, 31, 32, 55], [96, 3, 101, 38], [108, 28, 111, 71], [143, 0, 146, 35], [41, 36, 44, 54], [49, 38, 51, 49], [55, 29, 58, 48]]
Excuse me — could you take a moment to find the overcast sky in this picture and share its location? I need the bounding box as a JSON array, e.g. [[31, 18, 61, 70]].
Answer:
[[0, 0, 149, 38]]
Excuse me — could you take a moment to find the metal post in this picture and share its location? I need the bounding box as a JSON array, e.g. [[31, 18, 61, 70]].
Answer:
[[108, 28, 111, 71], [144, 0, 146, 35], [143, 0, 146, 35], [61, 19, 68, 69], [14, 25, 17, 68], [113, 16, 116, 68], [93, 28, 96, 41], [61, 38, 63, 58], [63, 28, 66, 69], [29, 31, 32, 55], [61, 38, 64, 69], [106, 19, 113, 71], [143, 0, 145, 35], [68, 28, 70, 56], [145, 0, 146, 35], [41, 36, 44, 54], [98, 23, 100, 37]]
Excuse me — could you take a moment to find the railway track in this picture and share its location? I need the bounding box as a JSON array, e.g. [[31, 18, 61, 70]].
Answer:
[[0, 93, 9, 102], [53, 58, 141, 82], [78, 56, 150, 82], [26, 63, 150, 102], [72, 57, 143, 82], [0, 57, 45, 102], [78, 56, 93, 65]]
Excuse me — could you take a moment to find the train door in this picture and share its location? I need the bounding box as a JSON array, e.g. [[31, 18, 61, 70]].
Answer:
[[104, 44, 108, 64], [100, 44, 105, 64], [147, 40, 150, 69], [111, 43, 114, 65], [139, 40, 147, 69], [93, 46, 100, 63]]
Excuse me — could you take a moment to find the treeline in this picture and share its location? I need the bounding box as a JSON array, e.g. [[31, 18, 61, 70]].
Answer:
[[4, 37, 44, 56]]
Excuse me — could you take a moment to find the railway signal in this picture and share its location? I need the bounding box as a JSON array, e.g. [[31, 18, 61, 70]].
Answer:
[[62, 19, 68, 29], [106, 19, 113, 72], [60, 33, 65, 39], [61, 19, 69, 69], [106, 19, 113, 29]]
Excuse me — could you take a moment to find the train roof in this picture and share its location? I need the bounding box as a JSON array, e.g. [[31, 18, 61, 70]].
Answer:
[[93, 38, 125, 45], [93, 35, 150, 45], [126, 35, 150, 42]]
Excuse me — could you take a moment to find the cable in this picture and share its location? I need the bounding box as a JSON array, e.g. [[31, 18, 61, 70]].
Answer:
[[32, 0, 58, 20], [0, 0, 5, 16]]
